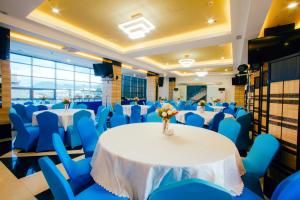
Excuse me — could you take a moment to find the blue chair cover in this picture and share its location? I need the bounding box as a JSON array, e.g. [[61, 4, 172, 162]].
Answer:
[[178, 101, 186, 110], [39, 157, 128, 200], [208, 112, 225, 132], [236, 109, 247, 118], [13, 104, 29, 123], [186, 114, 204, 128], [155, 101, 162, 108], [74, 103, 88, 109], [9, 107, 17, 114], [170, 116, 177, 124], [95, 105, 105, 121], [207, 102, 213, 106], [69, 102, 75, 109], [9, 113, 39, 151], [236, 113, 252, 151], [110, 114, 127, 128], [216, 102, 223, 106], [37, 105, 48, 111], [147, 105, 157, 114], [205, 105, 214, 112], [218, 118, 241, 144], [66, 110, 91, 148], [76, 117, 99, 157], [25, 105, 38, 122], [52, 134, 93, 194], [146, 112, 162, 122], [24, 101, 33, 106], [130, 105, 141, 123], [36, 111, 64, 152], [229, 104, 235, 111], [114, 103, 123, 115], [184, 112, 195, 123], [96, 107, 109, 132], [222, 102, 229, 108], [146, 101, 154, 106], [223, 108, 235, 116], [52, 103, 65, 109]]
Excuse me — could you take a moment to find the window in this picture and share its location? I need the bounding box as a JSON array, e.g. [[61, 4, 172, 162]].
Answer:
[[10, 53, 103, 102], [121, 75, 147, 99]]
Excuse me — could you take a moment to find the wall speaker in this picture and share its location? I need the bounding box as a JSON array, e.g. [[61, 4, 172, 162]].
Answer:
[[0, 27, 10, 60], [158, 77, 164, 87]]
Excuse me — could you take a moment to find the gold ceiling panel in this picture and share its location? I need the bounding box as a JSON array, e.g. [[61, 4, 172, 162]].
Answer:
[[147, 43, 232, 65], [260, 0, 300, 36], [176, 66, 233, 73], [35, 0, 230, 48]]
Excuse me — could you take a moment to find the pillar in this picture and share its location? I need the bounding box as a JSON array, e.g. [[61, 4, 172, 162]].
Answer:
[[147, 75, 158, 102]]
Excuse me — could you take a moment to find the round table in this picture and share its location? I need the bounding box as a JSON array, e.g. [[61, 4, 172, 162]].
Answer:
[[176, 110, 233, 124], [122, 105, 149, 116], [91, 123, 244, 200], [32, 109, 95, 131], [197, 105, 225, 112]]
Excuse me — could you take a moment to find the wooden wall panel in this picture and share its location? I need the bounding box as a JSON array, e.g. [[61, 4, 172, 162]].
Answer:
[[0, 60, 11, 125]]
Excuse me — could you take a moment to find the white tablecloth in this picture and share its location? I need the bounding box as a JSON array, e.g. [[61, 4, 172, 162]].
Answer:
[[176, 111, 233, 124], [32, 109, 95, 131], [197, 106, 225, 112], [91, 123, 244, 200], [122, 105, 148, 116]]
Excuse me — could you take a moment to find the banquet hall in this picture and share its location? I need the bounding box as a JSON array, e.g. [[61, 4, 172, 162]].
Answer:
[[0, 0, 300, 199]]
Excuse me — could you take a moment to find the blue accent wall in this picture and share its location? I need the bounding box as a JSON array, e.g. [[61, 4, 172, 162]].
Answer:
[[186, 85, 207, 101]]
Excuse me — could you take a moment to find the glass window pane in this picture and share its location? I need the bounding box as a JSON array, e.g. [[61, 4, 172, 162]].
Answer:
[[90, 74, 102, 83], [32, 58, 55, 68], [75, 81, 89, 90], [56, 79, 74, 90], [33, 66, 55, 78], [10, 54, 31, 64], [11, 75, 31, 88], [56, 69, 74, 80], [75, 66, 90, 73], [75, 72, 89, 82], [11, 89, 30, 99], [33, 90, 54, 99], [11, 63, 31, 76], [56, 63, 74, 71], [33, 77, 55, 89], [56, 89, 73, 100]]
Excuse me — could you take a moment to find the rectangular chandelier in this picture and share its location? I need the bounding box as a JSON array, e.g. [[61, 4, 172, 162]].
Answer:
[[118, 15, 155, 40]]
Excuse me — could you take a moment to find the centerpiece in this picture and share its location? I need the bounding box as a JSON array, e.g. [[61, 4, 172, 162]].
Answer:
[[63, 98, 71, 110], [213, 98, 221, 106], [198, 100, 206, 112], [40, 95, 47, 104], [133, 97, 139, 105], [157, 104, 178, 136]]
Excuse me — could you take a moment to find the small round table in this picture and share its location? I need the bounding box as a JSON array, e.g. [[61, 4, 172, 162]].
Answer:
[[32, 109, 95, 131], [122, 105, 149, 116], [91, 123, 244, 200], [176, 110, 233, 124]]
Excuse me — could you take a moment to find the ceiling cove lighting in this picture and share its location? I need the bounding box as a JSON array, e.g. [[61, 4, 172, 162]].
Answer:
[[52, 7, 60, 14], [118, 14, 155, 40], [74, 52, 103, 62], [196, 72, 208, 77], [207, 18, 216, 24], [287, 2, 298, 9], [178, 55, 195, 68]]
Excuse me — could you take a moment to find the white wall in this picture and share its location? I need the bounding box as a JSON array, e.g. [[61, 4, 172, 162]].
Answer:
[[158, 77, 169, 99], [176, 74, 234, 102]]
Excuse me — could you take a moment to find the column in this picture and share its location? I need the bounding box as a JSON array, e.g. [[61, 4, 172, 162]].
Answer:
[[168, 77, 176, 100], [147, 75, 158, 102], [102, 65, 122, 106]]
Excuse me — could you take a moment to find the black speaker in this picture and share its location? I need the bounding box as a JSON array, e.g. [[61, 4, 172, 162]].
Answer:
[[232, 75, 247, 85], [218, 88, 225, 91], [0, 27, 10, 60], [264, 23, 294, 37], [174, 88, 178, 91], [169, 77, 176, 82], [238, 64, 248, 72], [158, 77, 164, 87]]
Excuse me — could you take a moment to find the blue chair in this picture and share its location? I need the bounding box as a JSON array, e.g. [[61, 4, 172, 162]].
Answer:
[[242, 134, 279, 197], [205, 105, 214, 112], [146, 112, 162, 122], [13, 104, 30, 123], [130, 105, 141, 123], [184, 112, 195, 123], [147, 105, 157, 114], [66, 110, 92, 148], [178, 101, 186, 110], [222, 102, 229, 108], [208, 112, 225, 132], [36, 111, 64, 152], [76, 117, 99, 157], [207, 102, 213, 106], [170, 116, 177, 124], [52, 102, 65, 109], [9, 113, 39, 152], [236, 109, 247, 118], [216, 102, 223, 106], [96, 107, 110, 132], [146, 101, 154, 106], [74, 103, 88, 109], [95, 105, 104, 121], [114, 103, 123, 115], [229, 104, 235, 111], [218, 118, 241, 144], [37, 105, 48, 111], [9, 107, 17, 114], [236, 113, 252, 151], [24, 101, 33, 106], [186, 114, 204, 128], [223, 108, 235, 116], [110, 114, 127, 128], [39, 157, 129, 200], [25, 105, 38, 122], [53, 134, 93, 194], [155, 101, 162, 108]]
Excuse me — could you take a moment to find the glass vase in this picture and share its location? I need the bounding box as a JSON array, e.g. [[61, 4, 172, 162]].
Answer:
[[64, 104, 69, 110], [162, 118, 174, 136]]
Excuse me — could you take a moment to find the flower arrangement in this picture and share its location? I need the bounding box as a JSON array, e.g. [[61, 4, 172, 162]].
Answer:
[[157, 104, 178, 120], [40, 95, 47, 101], [213, 98, 221, 103], [133, 97, 139, 102], [198, 100, 206, 107], [62, 98, 71, 105]]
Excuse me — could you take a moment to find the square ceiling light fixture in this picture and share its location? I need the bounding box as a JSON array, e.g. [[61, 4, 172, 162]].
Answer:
[[118, 14, 155, 40]]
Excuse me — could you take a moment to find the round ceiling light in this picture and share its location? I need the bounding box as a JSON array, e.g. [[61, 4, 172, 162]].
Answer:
[[52, 7, 60, 14], [178, 55, 195, 68], [196, 72, 208, 77], [287, 2, 298, 9]]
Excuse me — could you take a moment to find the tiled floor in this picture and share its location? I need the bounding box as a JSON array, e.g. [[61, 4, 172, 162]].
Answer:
[[0, 133, 85, 200]]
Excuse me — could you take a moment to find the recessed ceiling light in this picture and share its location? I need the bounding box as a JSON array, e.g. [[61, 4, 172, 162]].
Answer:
[[208, 18, 216, 24], [221, 56, 225, 60], [225, 68, 228, 71], [287, 2, 298, 9], [178, 55, 195, 68], [52, 7, 60, 14], [196, 72, 208, 77], [119, 14, 155, 40]]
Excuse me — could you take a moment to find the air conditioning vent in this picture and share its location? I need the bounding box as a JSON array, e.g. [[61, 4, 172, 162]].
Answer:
[[62, 46, 79, 53]]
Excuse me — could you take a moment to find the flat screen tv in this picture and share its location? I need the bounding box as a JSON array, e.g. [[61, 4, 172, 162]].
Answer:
[[93, 62, 113, 78]]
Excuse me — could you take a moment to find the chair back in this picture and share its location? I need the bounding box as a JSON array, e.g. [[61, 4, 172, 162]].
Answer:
[[76, 117, 98, 157], [37, 105, 48, 111], [236, 109, 247, 118], [52, 103, 65, 109], [146, 101, 154, 106], [13, 104, 29, 123], [209, 112, 225, 132], [146, 112, 162, 122], [73, 110, 91, 134], [222, 102, 229, 108], [184, 112, 195, 123], [74, 103, 88, 109], [147, 105, 157, 114], [9, 113, 27, 136], [271, 171, 300, 200], [229, 104, 235, 111], [223, 108, 235, 116], [155, 101, 162, 108], [149, 179, 233, 200], [244, 134, 279, 178], [170, 116, 177, 124], [25, 105, 38, 122], [110, 114, 127, 128], [130, 105, 141, 123], [216, 102, 223, 106], [186, 114, 204, 128], [9, 107, 17, 114], [95, 105, 105, 121], [207, 102, 213, 106], [205, 105, 214, 112], [114, 103, 123, 115], [36, 111, 60, 151], [178, 101, 186, 110], [236, 113, 252, 150], [24, 101, 33, 106], [39, 157, 75, 200], [97, 107, 110, 131], [218, 118, 241, 144]]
